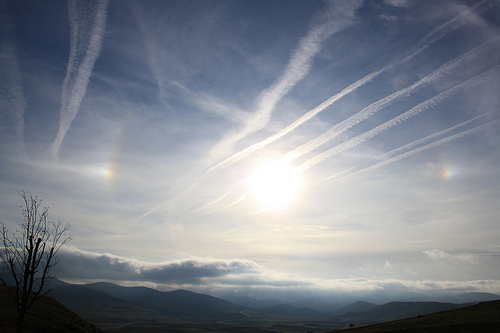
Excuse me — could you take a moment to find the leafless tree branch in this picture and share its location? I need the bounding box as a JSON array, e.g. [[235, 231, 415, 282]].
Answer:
[[1, 191, 72, 332]]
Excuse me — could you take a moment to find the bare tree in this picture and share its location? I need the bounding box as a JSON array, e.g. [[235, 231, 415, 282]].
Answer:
[[1, 191, 73, 333]]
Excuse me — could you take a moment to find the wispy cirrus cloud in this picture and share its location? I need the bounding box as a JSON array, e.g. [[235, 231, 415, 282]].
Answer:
[[296, 63, 500, 172], [0, 1, 26, 155], [207, 0, 492, 172], [2, 0, 500, 302], [208, 0, 364, 165], [309, 109, 499, 187], [48, 0, 109, 160], [316, 116, 500, 185]]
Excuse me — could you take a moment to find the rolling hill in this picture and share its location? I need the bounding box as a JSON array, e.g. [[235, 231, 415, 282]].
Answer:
[[328, 300, 500, 332], [43, 280, 500, 332], [436, 292, 500, 304], [83, 282, 245, 321], [0, 285, 102, 333], [331, 301, 378, 316], [49, 282, 248, 330], [333, 301, 462, 325], [48, 284, 174, 329]]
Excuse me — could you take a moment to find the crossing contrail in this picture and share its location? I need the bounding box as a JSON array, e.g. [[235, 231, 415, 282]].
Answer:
[[205, 68, 384, 173], [309, 115, 500, 187], [209, 1, 364, 163], [285, 40, 499, 163], [205, 0, 490, 172], [48, 0, 109, 160], [358, 110, 499, 166], [297, 64, 500, 172], [356, 118, 500, 176]]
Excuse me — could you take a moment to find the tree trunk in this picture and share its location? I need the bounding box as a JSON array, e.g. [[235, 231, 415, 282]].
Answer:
[[16, 307, 25, 333]]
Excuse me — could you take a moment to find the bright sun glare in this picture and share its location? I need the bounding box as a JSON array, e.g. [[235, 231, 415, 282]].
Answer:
[[247, 160, 302, 210]]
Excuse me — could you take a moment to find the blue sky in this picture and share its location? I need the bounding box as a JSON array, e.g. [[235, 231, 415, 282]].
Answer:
[[1, 0, 500, 301]]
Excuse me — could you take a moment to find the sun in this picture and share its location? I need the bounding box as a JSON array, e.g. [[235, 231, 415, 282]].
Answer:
[[247, 160, 302, 210]]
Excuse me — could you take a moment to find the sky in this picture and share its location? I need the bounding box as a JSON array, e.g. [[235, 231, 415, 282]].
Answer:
[[1, 0, 500, 302]]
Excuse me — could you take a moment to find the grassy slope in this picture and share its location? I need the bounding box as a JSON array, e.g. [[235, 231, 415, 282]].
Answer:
[[329, 300, 500, 333], [0, 286, 102, 333]]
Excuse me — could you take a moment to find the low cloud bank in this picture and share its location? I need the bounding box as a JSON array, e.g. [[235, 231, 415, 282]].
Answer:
[[54, 247, 500, 300], [56, 247, 260, 284]]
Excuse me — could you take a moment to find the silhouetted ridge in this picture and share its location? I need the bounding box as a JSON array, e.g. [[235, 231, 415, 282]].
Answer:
[[80, 282, 245, 322], [338, 301, 460, 324], [332, 300, 378, 315], [327, 300, 500, 332]]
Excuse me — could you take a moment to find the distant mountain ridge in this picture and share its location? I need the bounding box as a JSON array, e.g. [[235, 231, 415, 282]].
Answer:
[[436, 292, 500, 304], [46, 280, 500, 332], [4, 279, 499, 333], [53, 281, 245, 324], [85, 282, 243, 317], [331, 301, 378, 316], [221, 290, 500, 313], [335, 301, 462, 325]]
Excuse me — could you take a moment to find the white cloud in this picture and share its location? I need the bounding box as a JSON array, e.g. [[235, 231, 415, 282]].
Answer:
[[48, 0, 109, 160], [207, 1, 492, 173], [423, 249, 479, 264], [208, 0, 364, 166], [52, 247, 500, 299], [2, 0, 500, 304], [384, 0, 411, 7], [0, 1, 26, 155], [56, 247, 261, 284]]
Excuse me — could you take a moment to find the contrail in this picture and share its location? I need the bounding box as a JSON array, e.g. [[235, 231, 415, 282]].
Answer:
[[389, 0, 491, 70], [48, 0, 109, 160], [310, 115, 500, 187], [129, 1, 174, 110], [129, 201, 168, 225], [207, 0, 364, 167], [359, 110, 499, 165], [216, 223, 253, 237], [285, 39, 499, 163], [0, 0, 26, 155], [194, 189, 234, 215], [206, 69, 384, 173], [297, 64, 500, 172], [200, 195, 246, 217], [205, 0, 490, 172], [354, 118, 500, 177]]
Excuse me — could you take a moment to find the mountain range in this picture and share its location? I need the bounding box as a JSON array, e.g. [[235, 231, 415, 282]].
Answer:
[[44, 279, 500, 332]]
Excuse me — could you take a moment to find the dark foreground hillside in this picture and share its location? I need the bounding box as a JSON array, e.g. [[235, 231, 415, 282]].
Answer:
[[0, 286, 102, 333], [329, 300, 500, 333]]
